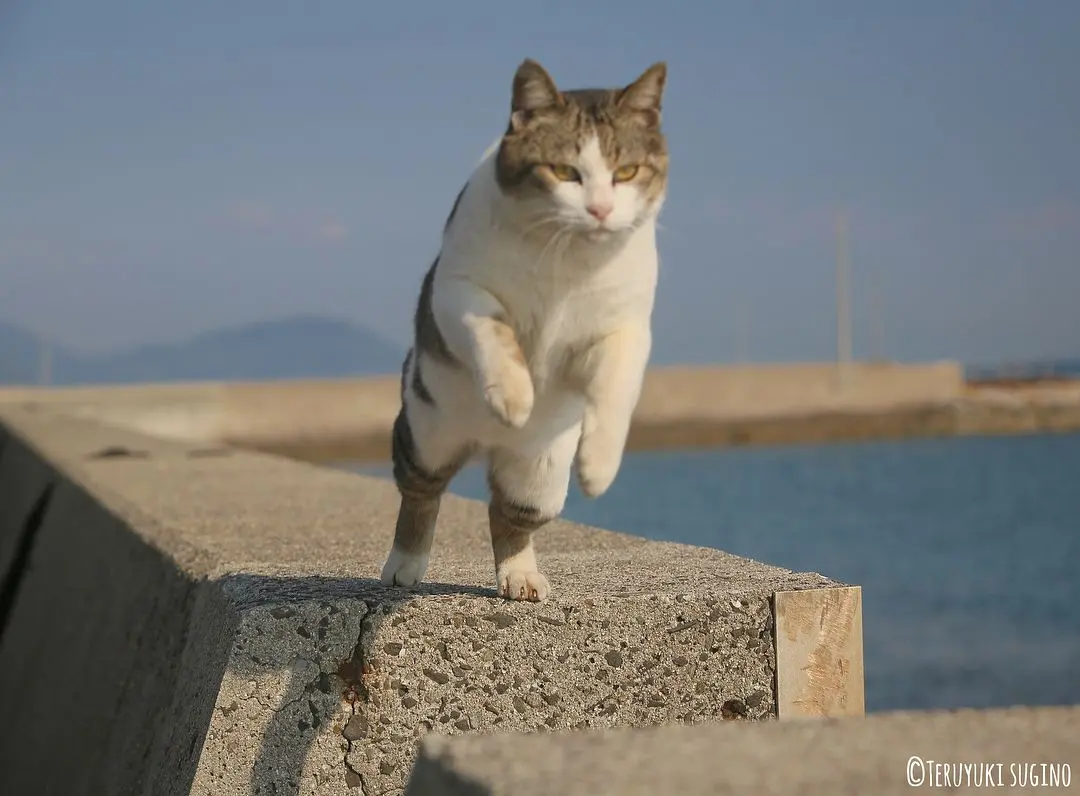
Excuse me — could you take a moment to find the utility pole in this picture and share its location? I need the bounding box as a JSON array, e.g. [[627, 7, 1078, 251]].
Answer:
[[835, 210, 854, 387], [870, 273, 885, 363], [38, 339, 52, 386], [735, 303, 749, 364]]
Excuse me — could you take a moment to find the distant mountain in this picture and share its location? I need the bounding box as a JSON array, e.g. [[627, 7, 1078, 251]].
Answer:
[[0, 316, 404, 386]]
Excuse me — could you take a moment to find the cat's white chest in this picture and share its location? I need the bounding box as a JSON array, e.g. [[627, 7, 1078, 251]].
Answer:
[[490, 237, 655, 391]]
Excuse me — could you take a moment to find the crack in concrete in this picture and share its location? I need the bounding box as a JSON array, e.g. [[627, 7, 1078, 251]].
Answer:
[[339, 601, 378, 794], [0, 483, 54, 641], [342, 698, 365, 794]]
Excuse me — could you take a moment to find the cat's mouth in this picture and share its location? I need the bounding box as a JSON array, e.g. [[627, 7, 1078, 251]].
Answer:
[[584, 227, 615, 241]]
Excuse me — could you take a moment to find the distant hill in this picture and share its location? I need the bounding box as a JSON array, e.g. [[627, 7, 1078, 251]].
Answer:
[[0, 316, 404, 386]]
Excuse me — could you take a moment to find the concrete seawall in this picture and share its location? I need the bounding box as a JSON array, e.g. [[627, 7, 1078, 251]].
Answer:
[[8, 360, 1075, 466], [408, 705, 1079, 795], [0, 406, 863, 795]]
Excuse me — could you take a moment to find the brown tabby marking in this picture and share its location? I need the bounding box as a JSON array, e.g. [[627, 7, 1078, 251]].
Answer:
[[389, 407, 474, 555], [413, 258, 458, 367], [444, 183, 468, 232], [495, 60, 669, 206]]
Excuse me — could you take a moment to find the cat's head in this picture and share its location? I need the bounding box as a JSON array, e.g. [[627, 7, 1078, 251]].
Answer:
[[495, 59, 668, 237]]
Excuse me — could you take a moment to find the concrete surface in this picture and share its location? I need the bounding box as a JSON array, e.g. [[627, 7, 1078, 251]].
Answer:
[[0, 406, 852, 795], [0, 361, 1010, 463], [407, 705, 1080, 795]]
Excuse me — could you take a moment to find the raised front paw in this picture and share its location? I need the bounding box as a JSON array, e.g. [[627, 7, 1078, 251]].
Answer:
[[483, 361, 535, 429], [498, 569, 551, 602], [380, 548, 429, 587], [576, 433, 624, 498]]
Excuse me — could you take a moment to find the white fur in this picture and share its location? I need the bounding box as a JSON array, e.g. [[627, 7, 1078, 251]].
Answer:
[[382, 134, 663, 594], [429, 137, 658, 490], [381, 547, 428, 587]]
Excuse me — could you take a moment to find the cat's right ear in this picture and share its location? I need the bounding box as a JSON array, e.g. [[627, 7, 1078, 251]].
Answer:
[[510, 59, 563, 131]]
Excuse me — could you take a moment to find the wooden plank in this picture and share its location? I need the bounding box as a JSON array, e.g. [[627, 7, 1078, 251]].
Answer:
[[773, 585, 865, 719]]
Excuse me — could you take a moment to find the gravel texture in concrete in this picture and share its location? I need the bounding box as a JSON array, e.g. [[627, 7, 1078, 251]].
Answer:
[[0, 408, 841, 795], [407, 705, 1080, 795]]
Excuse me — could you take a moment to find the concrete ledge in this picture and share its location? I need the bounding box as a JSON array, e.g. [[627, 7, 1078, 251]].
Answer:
[[407, 705, 1080, 795], [0, 407, 860, 795]]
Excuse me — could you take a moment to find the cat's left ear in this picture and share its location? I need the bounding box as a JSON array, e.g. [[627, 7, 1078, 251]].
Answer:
[[618, 62, 667, 119]]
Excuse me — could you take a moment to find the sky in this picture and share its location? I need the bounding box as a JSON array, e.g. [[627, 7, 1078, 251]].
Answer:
[[2, 0, 1078, 365]]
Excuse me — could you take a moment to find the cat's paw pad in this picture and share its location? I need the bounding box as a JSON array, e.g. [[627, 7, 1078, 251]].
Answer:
[[498, 569, 551, 602], [380, 548, 429, 587], [483, 365, 535, 429], [576, 436, 623, 498]]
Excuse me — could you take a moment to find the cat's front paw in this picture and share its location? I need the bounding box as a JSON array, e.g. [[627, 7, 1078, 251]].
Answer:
[[576, 433, 623, 498], [483, 362, 535, 429], [498, 569, 551, 602], [380, 548, 429, 587]]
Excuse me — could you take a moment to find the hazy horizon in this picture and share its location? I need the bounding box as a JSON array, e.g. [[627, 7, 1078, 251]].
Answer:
[[4, 312, 1080, 372], [3, 1, 1078, 366]]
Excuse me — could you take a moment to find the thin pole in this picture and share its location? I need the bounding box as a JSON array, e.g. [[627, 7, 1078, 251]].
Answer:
[[39, 339, 52, 386], [835, 210, 853, 385], [871, 273, 885, 363], [735, 303, 749, 363]]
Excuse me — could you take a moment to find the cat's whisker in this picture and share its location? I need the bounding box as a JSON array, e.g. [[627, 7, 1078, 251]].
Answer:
[[533, 227, 566, 270], [553, 229, 574, 264], [520, 215, 563, 238]]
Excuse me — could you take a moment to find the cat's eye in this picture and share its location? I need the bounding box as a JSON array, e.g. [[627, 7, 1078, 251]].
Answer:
[[549, 164, 581, 182], [613, 165, 640, 183]]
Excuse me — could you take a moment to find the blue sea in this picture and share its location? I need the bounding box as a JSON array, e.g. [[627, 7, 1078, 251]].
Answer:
[[352, 432, 1080, 714]]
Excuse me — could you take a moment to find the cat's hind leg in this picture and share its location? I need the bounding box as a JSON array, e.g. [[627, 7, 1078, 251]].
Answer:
[[380, 372, 474, 588], [486, 423, 580, 602]]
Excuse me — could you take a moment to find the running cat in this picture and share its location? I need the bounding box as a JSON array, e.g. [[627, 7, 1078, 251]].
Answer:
[[380, 58, 669, 602]]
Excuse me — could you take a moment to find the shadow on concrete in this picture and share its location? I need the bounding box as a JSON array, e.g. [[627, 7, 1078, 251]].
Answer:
[[0, 418, 506, 795], [0, 440, 492, 796], [217, 574, 497, 796]]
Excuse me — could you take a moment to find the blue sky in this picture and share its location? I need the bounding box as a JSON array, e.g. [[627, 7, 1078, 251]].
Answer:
[[2, 0, 1078, 364]]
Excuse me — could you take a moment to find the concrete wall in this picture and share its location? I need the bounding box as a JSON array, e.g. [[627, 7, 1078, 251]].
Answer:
[[407, 705, 1080, 795], [636, 361, 964, 418], [3, 387, 1073, 795], [0, 417, 239, 796], [0, 406, 863, 795]]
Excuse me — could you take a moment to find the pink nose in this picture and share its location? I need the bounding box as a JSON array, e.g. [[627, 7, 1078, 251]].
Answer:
[[586, 203, 613, 221]]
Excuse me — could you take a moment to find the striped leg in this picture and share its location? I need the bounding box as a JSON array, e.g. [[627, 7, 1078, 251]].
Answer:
[[486, 423, 580, 602], [381, 399, 472, 588]]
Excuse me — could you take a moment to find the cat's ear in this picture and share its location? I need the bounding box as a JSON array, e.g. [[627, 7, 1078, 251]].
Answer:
[[510, 59, 564, 130], [618, 62, 667, 118]]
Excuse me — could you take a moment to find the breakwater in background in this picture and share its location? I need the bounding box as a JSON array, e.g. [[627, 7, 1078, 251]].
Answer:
[[3, 361, 1080, 463]]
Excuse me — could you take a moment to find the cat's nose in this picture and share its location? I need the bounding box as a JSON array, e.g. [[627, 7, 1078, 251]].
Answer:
[[586, 202, 613, 221]]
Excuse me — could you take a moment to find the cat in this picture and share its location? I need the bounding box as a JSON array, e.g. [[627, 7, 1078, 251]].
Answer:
[[379, 58, 669, 602]]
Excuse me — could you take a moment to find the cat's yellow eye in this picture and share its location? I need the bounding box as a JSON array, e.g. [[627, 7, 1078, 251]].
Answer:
[[550, 164, 581, 182], [613, 164, 640, 183]]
